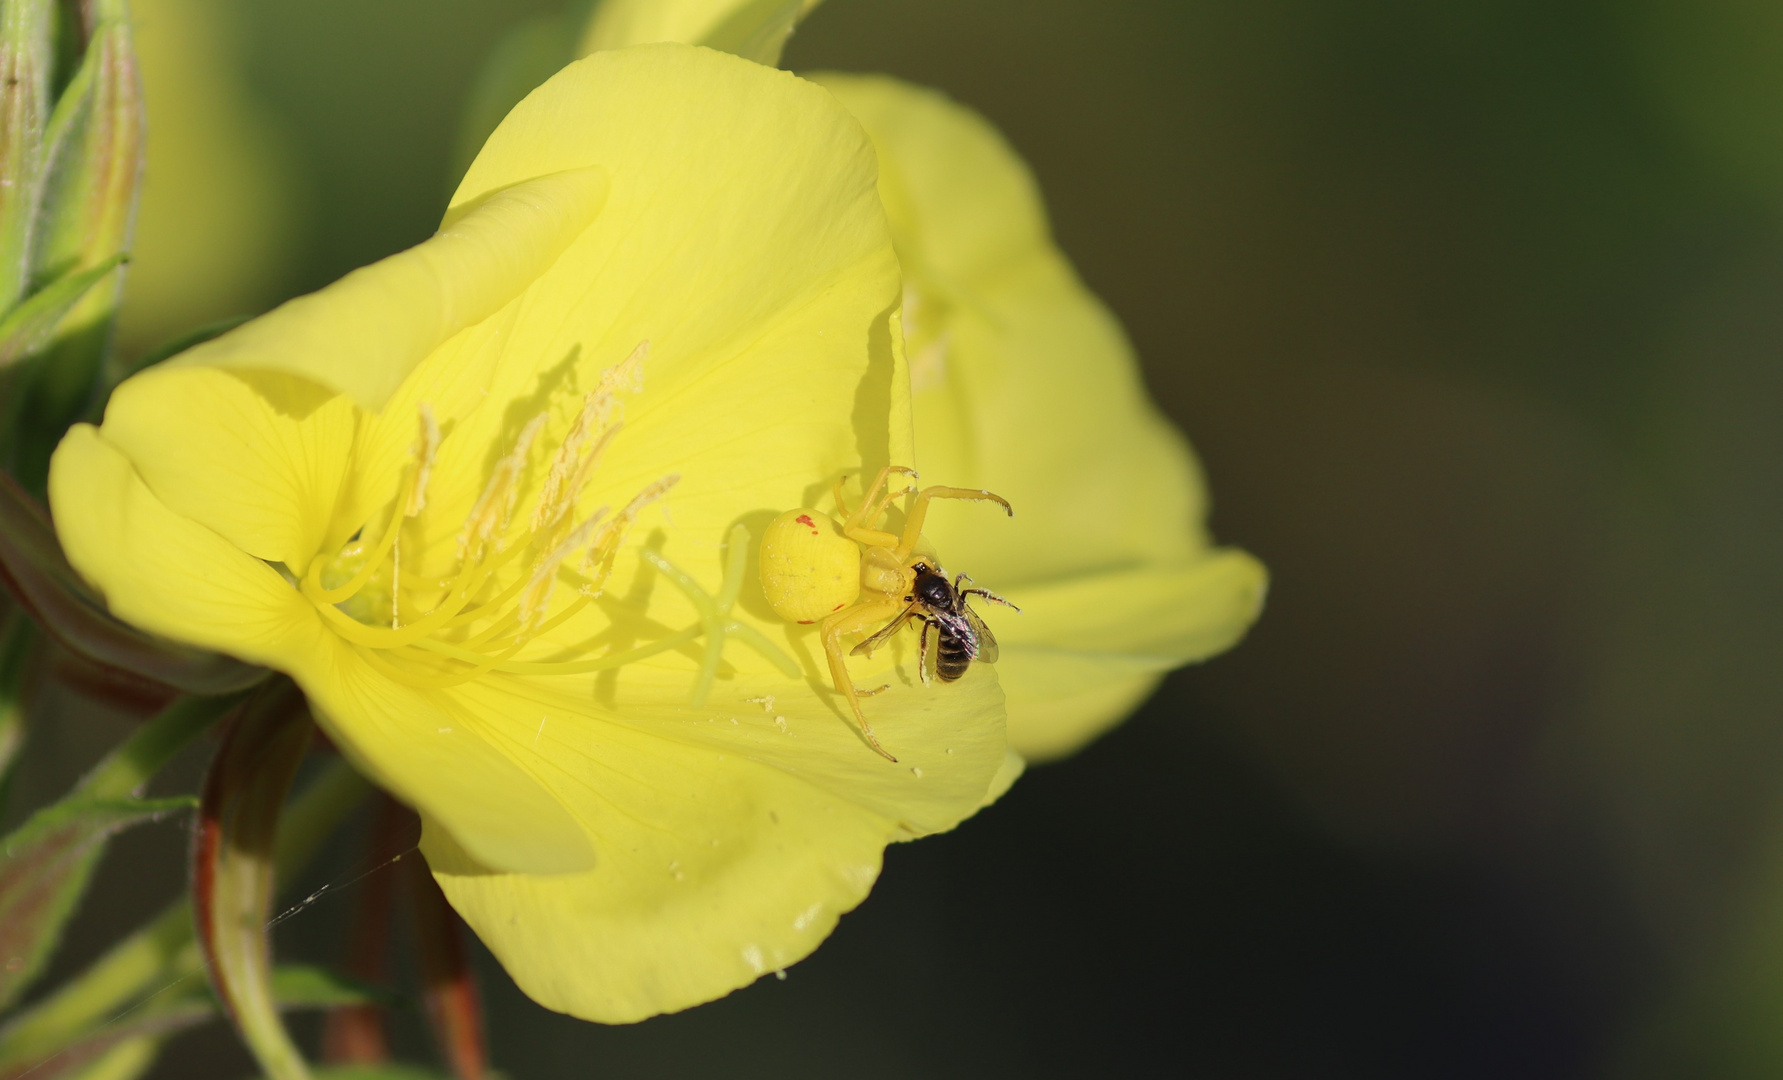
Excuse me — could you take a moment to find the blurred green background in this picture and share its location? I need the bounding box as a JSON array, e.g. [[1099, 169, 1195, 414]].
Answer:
[[23, 0, 1783, 1075]]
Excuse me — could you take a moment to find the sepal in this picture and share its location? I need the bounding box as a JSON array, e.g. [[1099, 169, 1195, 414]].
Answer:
[[192, 679, 315, 1080]]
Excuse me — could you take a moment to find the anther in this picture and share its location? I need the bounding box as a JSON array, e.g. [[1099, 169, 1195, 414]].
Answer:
[[458, 413, 546, 561]]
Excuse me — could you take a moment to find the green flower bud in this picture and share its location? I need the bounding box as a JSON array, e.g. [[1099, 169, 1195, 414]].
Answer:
[[0, 0, 54, 309]]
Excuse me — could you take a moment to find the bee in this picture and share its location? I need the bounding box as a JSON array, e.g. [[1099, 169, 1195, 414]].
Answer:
[[851, 564, 1018, 685]]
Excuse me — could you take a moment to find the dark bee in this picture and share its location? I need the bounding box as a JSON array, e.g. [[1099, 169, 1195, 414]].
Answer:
[[852, 562, 1018, 685]]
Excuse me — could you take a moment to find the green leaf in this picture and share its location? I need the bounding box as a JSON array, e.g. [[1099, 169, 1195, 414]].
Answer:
[[0, 470, 269, 696], [267, 965, 391, 1010], [0, 255, 126, 370], [0, 964, 367, 1080], [0, 759, 372, 1074], [0, 796, 191, 1010], [0, 692, 238, 1011], [191, 681, 316, 1080], [0, 1001, 206, 1080], [54, 1035, 157, 1080]]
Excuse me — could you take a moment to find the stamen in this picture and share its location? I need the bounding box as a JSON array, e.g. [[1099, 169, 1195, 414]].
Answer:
[[404, 404, 441, 517], [532, 421, 621, 551], [458, 414, 547, 562], [300, 341, 769, 700], [393, 404, 437, 628], [518, 509, 607, 632], [306, 403, 440, 607], [531, 341, 648, 540], [581, 474, 679, 595]]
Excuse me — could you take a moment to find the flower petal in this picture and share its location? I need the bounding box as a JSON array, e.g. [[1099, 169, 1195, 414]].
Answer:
[[47, 426, 595, 875], [99, 366, 356, 572], [48, 424, 316, 660], [424, 665, 1004, 1022], [578, 0, 824, 62], [817, 74, 1266, 757], [168, 167, 609, 412]]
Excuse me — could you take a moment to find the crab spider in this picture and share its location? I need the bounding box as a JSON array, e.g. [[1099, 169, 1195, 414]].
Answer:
[[758, 466, 1013, 761]]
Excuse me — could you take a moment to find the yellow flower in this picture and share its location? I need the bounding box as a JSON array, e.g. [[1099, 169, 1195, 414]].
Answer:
[[814, 76, 1268, 762], [576, 0, 1265, 761], [48, 45, 1007, 1022], [579, 0, 825, 65]]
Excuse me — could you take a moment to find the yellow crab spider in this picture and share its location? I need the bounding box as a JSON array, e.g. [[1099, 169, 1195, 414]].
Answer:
[[758, 465, 1013, 761]]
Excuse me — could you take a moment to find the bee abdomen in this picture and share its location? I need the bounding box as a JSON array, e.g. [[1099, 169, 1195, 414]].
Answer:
[[934, 631, 972, 682]]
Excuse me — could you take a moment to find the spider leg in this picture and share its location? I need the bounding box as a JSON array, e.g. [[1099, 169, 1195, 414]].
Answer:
[[819, 596, 906, 762], [842, 465, 917, 532], [895, 486, 1013, 561]]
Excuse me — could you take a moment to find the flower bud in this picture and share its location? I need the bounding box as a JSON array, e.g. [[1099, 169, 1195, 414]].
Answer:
[[7, 0, 145, 490], [0, 0, 54, 309]]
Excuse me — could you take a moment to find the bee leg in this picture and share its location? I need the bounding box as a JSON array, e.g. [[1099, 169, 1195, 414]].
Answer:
[[820, 597, 905, 762], [918, 618, 933, 688], [961, 586, 1021, 614]]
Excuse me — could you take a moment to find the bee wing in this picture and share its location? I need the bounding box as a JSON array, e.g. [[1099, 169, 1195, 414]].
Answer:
[[962, 603, 998, 664], [851, 607, 915, 657]]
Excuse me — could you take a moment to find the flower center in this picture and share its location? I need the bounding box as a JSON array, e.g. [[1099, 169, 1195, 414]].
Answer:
[[297, 344, 689, 689]]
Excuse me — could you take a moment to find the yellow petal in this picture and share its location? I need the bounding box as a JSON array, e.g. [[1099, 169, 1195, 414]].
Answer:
[[816, 74, 1266, 759], [348, 42, 908, 557], [425, 666, 1003, 1022], [579, 0, 825, 64], [48, 423, 317, 661], [98, 366, 356, 572], [46, 426, 595, 874], [169, 167, 609, 412]]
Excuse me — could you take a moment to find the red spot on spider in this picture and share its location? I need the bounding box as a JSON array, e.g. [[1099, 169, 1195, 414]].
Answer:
[[797, 619, 814, 625], [832, 603, 844, 611], [795, 513, 817, 534]]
